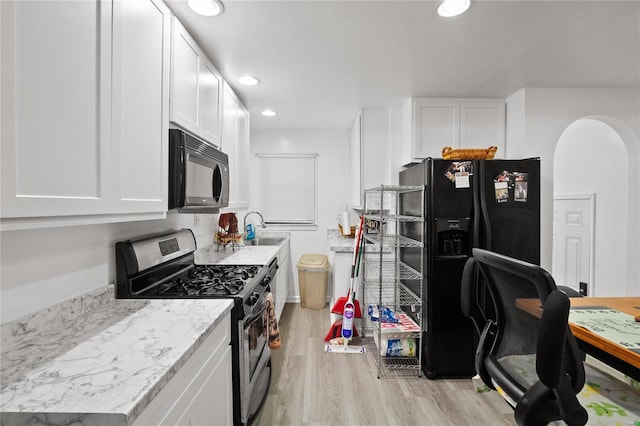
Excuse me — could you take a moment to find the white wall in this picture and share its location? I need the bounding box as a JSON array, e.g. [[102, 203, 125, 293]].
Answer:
[[0, 213, 218, 324], [506, 88, 640, 296], [554, 119, 629, 296], [249, 129, 351, 302]]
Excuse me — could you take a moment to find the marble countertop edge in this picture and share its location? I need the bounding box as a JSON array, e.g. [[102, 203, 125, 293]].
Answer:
[[0, 296, 234, 425]]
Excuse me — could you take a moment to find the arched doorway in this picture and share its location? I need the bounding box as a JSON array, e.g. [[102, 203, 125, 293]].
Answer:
[[553, 118, 632, 296]]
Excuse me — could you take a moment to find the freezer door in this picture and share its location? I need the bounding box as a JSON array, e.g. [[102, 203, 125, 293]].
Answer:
[[476, 159, 541, 264]]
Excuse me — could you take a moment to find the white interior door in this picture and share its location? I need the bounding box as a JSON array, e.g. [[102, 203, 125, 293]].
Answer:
[[552, 194, 595, 295]]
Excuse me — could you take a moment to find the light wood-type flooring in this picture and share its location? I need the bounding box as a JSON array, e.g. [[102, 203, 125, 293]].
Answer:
[[253, 303, 514, 426]]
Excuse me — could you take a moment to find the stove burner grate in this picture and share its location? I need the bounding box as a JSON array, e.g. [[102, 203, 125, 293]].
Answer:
[[155, 265, 261, 297]]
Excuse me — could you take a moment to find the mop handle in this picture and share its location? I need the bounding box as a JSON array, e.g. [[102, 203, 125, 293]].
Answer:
[[350, 215, 365, 281], [354, 224, 365, 278]]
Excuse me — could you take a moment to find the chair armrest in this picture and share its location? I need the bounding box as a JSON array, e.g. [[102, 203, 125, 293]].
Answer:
[[537, 290, 570, 387]]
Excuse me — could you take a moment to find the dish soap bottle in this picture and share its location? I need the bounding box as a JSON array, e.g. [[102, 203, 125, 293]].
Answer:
[[245, 223, 255, 240]]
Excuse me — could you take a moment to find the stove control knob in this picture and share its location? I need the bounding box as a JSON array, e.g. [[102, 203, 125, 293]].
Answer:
[[262, 275, 272, 286], [247, 292, 260, 306]]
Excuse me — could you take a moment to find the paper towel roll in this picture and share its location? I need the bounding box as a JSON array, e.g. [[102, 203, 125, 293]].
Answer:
[[379, 337, 416, 357], [341, 211, 350, 235]]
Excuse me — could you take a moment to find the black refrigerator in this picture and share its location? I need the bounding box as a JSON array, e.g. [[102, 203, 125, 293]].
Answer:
[[399, 158, 540, 379]]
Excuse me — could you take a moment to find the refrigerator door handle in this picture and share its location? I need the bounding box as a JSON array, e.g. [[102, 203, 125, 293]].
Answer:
[[476, 161, 492, 250], [472, 165, 481, 248], [479, 183, 492, 250]]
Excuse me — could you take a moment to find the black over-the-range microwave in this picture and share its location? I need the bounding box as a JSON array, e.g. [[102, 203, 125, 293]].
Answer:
[[168, 128, 229, 213]]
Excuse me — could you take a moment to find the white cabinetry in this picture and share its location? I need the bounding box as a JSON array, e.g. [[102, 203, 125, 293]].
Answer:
[[1, 0, 171, 225], [401, 98, 505, 164], [1, 0, 112, 218], [274, 240, 292, 321], [112, 0, 171, 214], [132, 311, 232, 426], [221, 83, 250, 210], [349, 109, 391, 210], [170, 17, 222, 147]]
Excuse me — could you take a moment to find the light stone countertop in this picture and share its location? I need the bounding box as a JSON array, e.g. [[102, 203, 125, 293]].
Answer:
[[327, 228, 357, 253], [0, 286, 233, 426], [195, 244, 279, 265], [195, 232, 289, 265]]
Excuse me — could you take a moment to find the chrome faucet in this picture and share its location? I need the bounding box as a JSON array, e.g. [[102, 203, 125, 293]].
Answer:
[[243, 211, 267, 233]]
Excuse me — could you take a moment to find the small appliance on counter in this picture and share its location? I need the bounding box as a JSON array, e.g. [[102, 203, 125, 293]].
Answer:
[[115, 229, 276, 426], [337, 207, 355, 237]]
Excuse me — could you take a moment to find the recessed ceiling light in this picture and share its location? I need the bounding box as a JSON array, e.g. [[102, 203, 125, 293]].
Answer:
[[238, 76, 260, 86], [437, 0, 470, 17], [261, 110, 277, 117], [187, 0, 224, 17]]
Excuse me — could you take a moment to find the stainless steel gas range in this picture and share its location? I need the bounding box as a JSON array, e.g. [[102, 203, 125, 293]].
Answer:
[[115, 229, 275, 426]]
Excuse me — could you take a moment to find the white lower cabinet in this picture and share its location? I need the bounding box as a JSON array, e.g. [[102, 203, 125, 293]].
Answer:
[[274, 241, 292, 321], [133, 311, 232, 426]]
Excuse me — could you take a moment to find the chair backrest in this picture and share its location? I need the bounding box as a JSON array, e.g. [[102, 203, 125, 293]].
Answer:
[[461, 248, 587, 426]]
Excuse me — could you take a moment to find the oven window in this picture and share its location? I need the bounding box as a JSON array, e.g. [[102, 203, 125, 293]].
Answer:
[[186, 156, 214, 200], [246, 310, 267, 380]]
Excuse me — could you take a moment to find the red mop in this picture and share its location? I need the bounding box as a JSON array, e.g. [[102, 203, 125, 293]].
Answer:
[[324, 216, 366, 353], [330, 215, 365, 317]]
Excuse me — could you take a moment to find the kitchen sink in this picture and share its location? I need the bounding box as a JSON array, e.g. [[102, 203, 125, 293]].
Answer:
[[243, 237, 285, 246]]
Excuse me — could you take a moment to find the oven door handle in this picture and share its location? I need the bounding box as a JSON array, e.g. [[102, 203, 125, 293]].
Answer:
[[244, 300, 267, 329]]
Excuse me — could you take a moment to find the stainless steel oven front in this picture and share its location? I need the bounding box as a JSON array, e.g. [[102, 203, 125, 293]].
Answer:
[[115, 230, 276, 426], [240, 287, 272, 425]]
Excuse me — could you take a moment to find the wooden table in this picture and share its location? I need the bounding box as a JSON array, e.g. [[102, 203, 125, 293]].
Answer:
[[516, 296, 640, 380]]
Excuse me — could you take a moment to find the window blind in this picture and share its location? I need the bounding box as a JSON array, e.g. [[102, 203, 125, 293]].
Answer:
[[258, 153, 317, 224]]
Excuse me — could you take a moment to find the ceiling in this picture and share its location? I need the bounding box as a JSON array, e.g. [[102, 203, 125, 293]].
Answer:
[[165, 0, 640, 132]]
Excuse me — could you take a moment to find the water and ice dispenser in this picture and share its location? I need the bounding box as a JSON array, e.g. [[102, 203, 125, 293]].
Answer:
[[436, 218, 470, 257]]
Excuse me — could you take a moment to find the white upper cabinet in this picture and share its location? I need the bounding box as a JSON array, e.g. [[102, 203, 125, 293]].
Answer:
[[112, 0, 171, 214], [1, 0, 171, 228], [1, 0, 112, 218], [200, 62, 223, 146], [170, 18, 200, 135], [349, 109, 391, 209], [170, 17, 222, 147], [221, 83, 249, 210], [459, 100, 506, 152], [402, 98, 505, 164], [236, 104, 250, 208]]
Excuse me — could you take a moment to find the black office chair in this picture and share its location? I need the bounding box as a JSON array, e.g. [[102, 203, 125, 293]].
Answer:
[[557, 285, 584, 298], [461, 248, 588, 426]]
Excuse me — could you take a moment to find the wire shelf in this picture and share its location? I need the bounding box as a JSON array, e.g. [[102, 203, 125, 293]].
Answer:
[[363, 337, 422, 377], [363, 185, 424, 194], [363, 280, 422, 307], [363, 234, 423, 248], [363, 214, 424, 223], [362, 184, 425, 380], [363, 259, 422, 281]]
